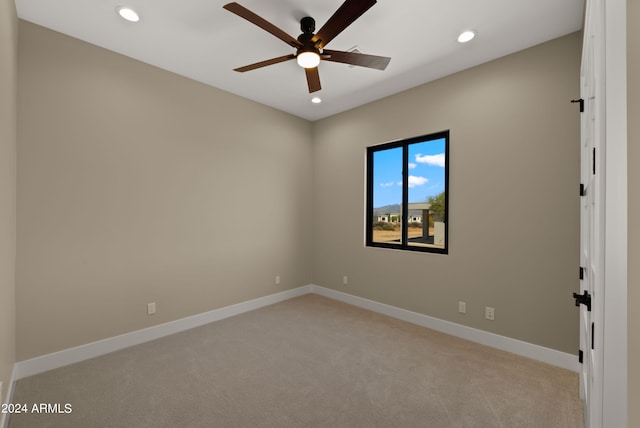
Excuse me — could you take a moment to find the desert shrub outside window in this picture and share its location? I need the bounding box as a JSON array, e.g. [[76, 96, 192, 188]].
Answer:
[[366, 130, 449, 254]]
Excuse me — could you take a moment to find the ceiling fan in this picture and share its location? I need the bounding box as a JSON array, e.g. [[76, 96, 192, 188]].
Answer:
[[223, 0, 391, 93]]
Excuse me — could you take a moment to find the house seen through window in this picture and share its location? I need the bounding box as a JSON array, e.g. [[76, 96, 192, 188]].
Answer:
[[366, 130, 449, 254]]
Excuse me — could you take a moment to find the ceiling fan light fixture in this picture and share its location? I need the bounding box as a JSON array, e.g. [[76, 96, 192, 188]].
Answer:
[[223, 1, 391, 93], [116, 6, 140, 22], [457, 30, 476, 43], [297, 51, 321, 69]]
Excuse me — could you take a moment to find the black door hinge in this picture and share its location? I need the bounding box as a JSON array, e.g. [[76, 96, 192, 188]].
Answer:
[[571, 98, 585, 112], [580, 183, 586, 196], [573, 290, 592, 311], [579, 267, 584, 280], [579, 350, 584, 364], [591, 322, 595, 350], [593, 148, 596, 175]]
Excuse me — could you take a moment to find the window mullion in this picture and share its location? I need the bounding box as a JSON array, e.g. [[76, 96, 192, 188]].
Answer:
[[402, 144, 409, 246]]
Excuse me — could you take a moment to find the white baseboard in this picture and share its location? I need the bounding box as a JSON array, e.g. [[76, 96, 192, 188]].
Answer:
[[13, 285, 312, 380], [310, 285, 580, 372], [12, 283, 578, 384]]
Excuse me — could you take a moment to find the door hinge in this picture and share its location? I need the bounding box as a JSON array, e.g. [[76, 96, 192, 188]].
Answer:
[[580, 183, 586, 196], [571, 98, 585, 112], [573, 290, 592, 311], [592, 148, 596, 175], [579, 267, 584, 280], [591, 322, 595, 350], [579, 350, 584, 364]]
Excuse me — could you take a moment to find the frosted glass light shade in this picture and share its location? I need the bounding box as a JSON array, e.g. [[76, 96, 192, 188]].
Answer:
[[297, 51, 321, 68]]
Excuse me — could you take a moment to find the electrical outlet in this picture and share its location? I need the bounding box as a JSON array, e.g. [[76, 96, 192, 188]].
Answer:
[[342, 276, 348, 286], [485, 306, 495, 321], [147, 302, 156, 315], [458, 301, 466, 314], [275, 275, 281, 285]]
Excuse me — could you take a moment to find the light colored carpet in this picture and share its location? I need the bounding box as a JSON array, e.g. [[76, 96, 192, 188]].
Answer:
[[9, 294, 583, 427]]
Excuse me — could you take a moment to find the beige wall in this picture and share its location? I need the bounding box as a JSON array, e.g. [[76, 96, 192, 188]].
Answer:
[[628, 0, 639, 425], [12, 18, 587, 362], [0, 0, 17, 402], [313, 33, 581, 354], [16, 21, 313, 360]]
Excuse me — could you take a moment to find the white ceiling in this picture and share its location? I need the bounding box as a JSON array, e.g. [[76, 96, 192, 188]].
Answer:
[[15, 0, 584, 121]]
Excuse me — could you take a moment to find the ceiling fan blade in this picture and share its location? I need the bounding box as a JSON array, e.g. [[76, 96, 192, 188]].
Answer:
[[305, 67, 321, 93], [223, 3, 302, 48], [322, 49, 390, 70], [312, 0, 377, 49], [234, 55, 295, 72]]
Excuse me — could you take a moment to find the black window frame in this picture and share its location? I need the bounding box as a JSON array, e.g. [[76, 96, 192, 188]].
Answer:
[[366, 130, 450, 254]]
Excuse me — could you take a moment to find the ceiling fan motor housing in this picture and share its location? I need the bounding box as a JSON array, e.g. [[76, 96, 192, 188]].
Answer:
[[297, 17, 320, 56]]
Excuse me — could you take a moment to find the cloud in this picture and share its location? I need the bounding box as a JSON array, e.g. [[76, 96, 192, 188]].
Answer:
[[408, 163, 417, 169], [380, 181, 395, 188], [415, 153, 445, 167], [408, 175, 428, 188]]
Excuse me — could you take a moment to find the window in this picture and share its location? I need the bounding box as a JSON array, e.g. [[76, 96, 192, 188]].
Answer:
[[366, 130, 449, 254]]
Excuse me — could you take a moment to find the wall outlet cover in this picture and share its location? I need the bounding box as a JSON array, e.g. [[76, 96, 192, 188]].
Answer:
[[485, 306, 495, 320]]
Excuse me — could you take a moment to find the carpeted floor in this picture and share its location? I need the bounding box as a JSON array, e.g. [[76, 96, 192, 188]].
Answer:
[[8, 294, 584, 427]]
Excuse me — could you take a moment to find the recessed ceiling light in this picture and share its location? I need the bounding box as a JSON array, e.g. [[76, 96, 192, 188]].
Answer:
[[457, 30, 476, 43], [116, 6, 140, 22], [311, 97, 322, 104]]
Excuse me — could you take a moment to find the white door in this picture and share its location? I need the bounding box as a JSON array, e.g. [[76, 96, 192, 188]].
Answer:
[[578, 0, 605, 426]]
